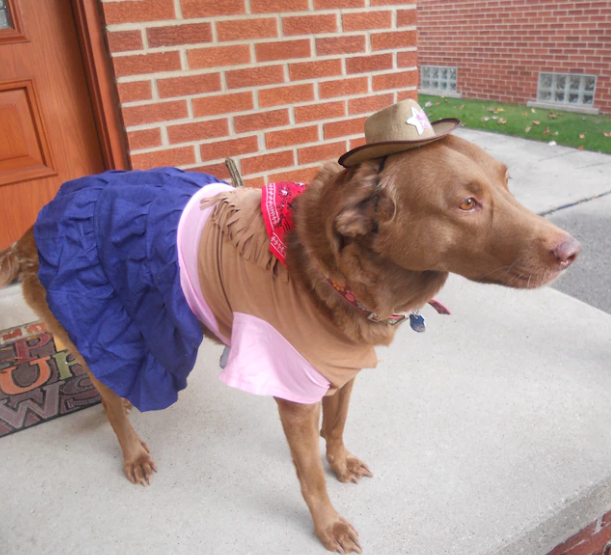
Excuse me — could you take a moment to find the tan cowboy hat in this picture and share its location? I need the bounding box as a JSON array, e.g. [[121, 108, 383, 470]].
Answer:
[[338, 99, 461, 167]]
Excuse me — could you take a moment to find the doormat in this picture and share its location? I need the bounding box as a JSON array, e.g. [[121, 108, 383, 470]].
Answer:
[[0, 321, 101, 438]]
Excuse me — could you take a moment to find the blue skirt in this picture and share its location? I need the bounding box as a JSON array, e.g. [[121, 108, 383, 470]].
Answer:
[[35, 167, 225, 411]]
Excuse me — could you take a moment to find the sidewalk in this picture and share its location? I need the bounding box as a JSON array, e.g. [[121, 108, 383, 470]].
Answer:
[[2, 131, 611, 555]]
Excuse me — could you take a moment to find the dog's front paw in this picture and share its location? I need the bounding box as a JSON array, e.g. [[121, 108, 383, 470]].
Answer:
[[327, 445, 373, 484], [123, 439, 157, 487], [316, 515, 362, 554]]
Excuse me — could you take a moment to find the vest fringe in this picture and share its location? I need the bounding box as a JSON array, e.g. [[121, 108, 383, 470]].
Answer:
[[201, 189, 288, 281]]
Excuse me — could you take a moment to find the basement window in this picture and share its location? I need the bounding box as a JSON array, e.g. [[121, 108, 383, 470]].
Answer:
[[537, 72, 596, 108], [420, 66, 459, 97]]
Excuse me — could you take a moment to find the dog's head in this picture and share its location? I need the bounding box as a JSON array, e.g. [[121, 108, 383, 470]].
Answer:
[[311, 135, 580, 290]]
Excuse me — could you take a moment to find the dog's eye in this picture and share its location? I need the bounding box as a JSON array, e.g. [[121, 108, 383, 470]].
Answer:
[[459, 198, 475, 211]]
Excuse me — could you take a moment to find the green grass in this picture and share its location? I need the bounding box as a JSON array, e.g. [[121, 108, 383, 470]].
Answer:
[[419, 94, 611, 154]]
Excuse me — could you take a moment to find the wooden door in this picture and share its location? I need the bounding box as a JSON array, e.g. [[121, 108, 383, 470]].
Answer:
[[0, 0, 105, 249]]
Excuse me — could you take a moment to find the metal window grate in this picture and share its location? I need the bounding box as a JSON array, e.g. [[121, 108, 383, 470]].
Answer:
[[537, 73, 596, 107], [421, 66, 458, 94], [0, 0, 12, 29]]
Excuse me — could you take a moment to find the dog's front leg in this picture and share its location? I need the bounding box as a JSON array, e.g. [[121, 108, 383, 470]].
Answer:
[[275, 398, 362, 554], [321, 379, 373, 484]]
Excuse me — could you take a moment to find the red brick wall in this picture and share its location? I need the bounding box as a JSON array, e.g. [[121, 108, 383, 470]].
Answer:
[[100, 0, 418, 185], [546, 509, 611, 555], [418, 0, 611, 115]]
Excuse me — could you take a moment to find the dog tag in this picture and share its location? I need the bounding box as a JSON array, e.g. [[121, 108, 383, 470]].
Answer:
[[409, 311, 426, 333]]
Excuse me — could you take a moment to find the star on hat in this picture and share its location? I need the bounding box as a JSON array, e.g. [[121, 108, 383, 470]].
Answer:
[[406, 106, 433, 136]]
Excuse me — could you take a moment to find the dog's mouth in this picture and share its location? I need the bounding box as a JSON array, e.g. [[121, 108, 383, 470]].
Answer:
[[474, 267, 565, 289]]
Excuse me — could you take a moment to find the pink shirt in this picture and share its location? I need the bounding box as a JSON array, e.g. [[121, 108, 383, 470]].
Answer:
[[177, 185, 331, 404]]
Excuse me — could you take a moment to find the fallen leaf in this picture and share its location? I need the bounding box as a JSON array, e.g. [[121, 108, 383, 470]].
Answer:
[[425, 101, 433, 108], [604, 132, 611, 137], [487, 107, 495, 112], [498, 118, 507, 124], [548, 141, 557, 146], [579, 134, 585, 139], [457, 105, 465, 110], [495, 108, 505, 113], [435, 102, 440, 105], [441, 95, 445, 98], [578, 145, 584, 150], [532, 120, 541, 125], [522, 112, 529, 116], [531, 108, 537, 113], [543, 127, 554, 135], [482, 116, 490, 122], [525, 126, 531, 133], [548, 112, 558, 119], [492, 116, 498, 120]]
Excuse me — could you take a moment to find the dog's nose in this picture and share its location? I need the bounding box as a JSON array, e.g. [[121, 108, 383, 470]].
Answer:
[[552, 236, 581, 268]]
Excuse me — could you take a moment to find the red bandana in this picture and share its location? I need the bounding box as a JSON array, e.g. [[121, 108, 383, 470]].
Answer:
[[261, 181, 307, 265]]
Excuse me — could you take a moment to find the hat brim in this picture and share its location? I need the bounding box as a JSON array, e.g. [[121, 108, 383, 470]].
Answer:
[[338, 118, 461, 168]]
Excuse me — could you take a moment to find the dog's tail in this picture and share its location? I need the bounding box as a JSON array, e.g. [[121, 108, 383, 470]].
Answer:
[[0, 242, 22, 288]]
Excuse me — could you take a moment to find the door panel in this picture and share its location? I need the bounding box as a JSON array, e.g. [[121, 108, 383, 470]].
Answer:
[[0, 0, 105, 249]]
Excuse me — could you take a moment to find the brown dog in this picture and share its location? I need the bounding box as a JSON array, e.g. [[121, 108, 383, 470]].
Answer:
[[0, 134, 579, 553]]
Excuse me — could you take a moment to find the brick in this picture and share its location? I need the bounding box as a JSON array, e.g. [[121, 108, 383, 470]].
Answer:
[[346, 54, 393, 74], [200, 136, 259, 162], [127, 128, 162, 151], [371, 30, 417, 51], [314, 0, 365, 8], [234, 109, 290, 133], [188, 45, 251, 69], [107, 31, 143, 53], [192, 92, 254, 117], [117, 81, 152, 103], [226, 65, 285, 89], [316, 35, 366, 56], [268, 166, 319, 184], [398, 89, 418, 102], [396, 9, 417, 27], [298, 141, 347, 165], [348, 93, 394, 115], [167, 118, 229, 144], [397, 50, 417, 68], [217, 18, 278, 42], [251, 0, 309, 13], [545, 522, 597, 555], [373, 70, 417, 91], [259, 83, 315, 108], [157, 73, 222, 98], [122, 100, 188, 126], [241, 150, 295, 175], [147, 23, 212, 48], [103, 0, 175, 24], [283, 14, 338, 35], [193, 162, 231, 180], [256, 40, 311, 62], [342, 10, 392, 32], [349, 137, 366, 149], [323, 116, 367, 139], [371, 0, 419, 3], [181, 0, 245, 18], [319, 77, 368, 99], [113, 52, 182, 77], [561, 528, 611, 555], [131, 146, 195, 170], [290, 59, 343, 81], [295, 100, 346, 123], [243, 177, 266, 188], [266, 125, 319, 149]]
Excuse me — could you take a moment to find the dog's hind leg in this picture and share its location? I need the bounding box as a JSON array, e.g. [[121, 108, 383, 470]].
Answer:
[[275, 398, 362, 554], [18, 253, 156, 486], [321, 379, 373, 484]]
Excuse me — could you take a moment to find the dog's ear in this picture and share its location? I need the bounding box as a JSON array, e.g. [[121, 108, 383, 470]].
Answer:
[[334, 162, 396, 239]]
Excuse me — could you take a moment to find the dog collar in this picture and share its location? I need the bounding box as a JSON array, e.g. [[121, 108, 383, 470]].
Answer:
[[318, 268, 450, 330]]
